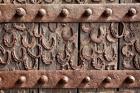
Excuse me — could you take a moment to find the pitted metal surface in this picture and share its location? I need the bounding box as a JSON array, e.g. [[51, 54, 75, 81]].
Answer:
[[0, 4, 139, 22], [0, 70, 139, 88]]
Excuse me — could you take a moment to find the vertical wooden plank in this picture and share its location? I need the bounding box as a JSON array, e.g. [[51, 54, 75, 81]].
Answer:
[[0, 23, 39, 93], [38, 23, 78, 93], [119, 0, 140, 93], [79, 0, 119, 93]]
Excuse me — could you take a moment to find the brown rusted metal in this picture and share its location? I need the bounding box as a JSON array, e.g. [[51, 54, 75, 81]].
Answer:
[[0, 70, 139, 88], [0, 4, 139, 22]]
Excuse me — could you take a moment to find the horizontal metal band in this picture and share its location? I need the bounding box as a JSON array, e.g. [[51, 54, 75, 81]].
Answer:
[[0, 4, 139, 22], [0, 70, 139, 88]]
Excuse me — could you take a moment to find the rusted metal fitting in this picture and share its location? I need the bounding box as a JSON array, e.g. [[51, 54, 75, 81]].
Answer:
[[38, 75, 48, 84], [83, 76, 91, 83], [103, 76, 112, 83], [84, 8, 92, 17], [125, 75, 135, 84], [38, 8, 47, 17], [60, 8, 69, 17], [103, 8, 112, 17], [60, 76, 69, 84], [16, 8, 26, 17], [17, 76, 26, 84], [128, 8, 137, 17]]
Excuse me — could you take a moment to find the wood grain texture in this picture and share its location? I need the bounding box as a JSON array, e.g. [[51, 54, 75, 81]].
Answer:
[[119, 0, 140, 93], [38, 23, 78, 93], [0, 23, 39, 93]]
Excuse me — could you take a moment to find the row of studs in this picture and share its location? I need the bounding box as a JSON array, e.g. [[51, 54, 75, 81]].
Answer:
[[15, 75, 136, 85], [16, 7, 137, 18]]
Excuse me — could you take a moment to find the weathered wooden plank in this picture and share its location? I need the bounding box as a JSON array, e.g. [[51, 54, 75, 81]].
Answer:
[[0, 23, 39, 92], [38, 23, 78, 93], [119, 0, 140, 93]]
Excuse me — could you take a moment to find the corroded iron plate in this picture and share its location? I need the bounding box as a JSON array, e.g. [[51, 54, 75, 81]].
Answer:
[[0, 70, 139, 88], [0, 4, 139, 22]]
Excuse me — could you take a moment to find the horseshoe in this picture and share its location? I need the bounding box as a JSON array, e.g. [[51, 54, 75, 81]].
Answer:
[[41, 52, 53, 65], [11, 47, 26, 63], [0, 46, 11, 65], [122, 44, 134, 58], [80, 45, 94, 61], [41, 36, 55, 50], [106, 32, 117, 43], [13, 23, 26, 31], [133, 55, 140, 70], [61, 25, 74, 41], [81, 23, 91, 33], [3, 31, 17, 48], [56, 50, 71, 65], [90, 26, 105, 44], [68, 59, 84, 70], [21, 34, 36, 48], [110, 23, 125, 38], [103, 46, 116, 62], [27, 44, 42, 58], [65, 41, 76, 54], [23, 59, 38, 70], [134, 40, 140, 54], [91, 57, 105, 70], [94, 43, 105, 54]]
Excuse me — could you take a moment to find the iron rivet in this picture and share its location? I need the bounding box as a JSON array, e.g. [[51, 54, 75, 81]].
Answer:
[[83, 76, 91, 83], [104, 76, 112, 83], [18, 76, 26, 84], [104, 8, 112, 17], [38, 9, 46, 17], [128, 8, 137, 17], [60, 9, 69, 17], [61, 76, 69, 84], [126, 75, 135, 83], [16, 8, 26, 17], [39, 75, 48, 84], [84, 8, 92, 17]]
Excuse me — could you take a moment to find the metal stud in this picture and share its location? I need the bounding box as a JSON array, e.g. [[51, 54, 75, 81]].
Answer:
[[125, 75, 135, 83], [60, 76, 69, 84], [83, 76, 91, 83], [103, 8, 112, 17], [17, 76, 26, 84], [103, 76, 112, 83], [16, 8, 26, 17], [39, 75, 48, 84], [38, 9, 47, 17], [60, 9, 69, 17], [128, 8, 137, 17], [84, 8, 92, 17]]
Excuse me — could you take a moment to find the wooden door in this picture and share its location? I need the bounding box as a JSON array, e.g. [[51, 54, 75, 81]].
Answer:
[[0, 0, 139, 93]]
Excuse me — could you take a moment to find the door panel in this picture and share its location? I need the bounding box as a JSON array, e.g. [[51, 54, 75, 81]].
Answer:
[[119, 0, 140, 93], [0, 23, 39, 93], [38, 23, 78, 93]]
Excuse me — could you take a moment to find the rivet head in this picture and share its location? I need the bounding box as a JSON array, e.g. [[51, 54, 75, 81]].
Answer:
[[60, 76, 69, 84], [83, 76, 91, 83], [18, 76, 26, 84], [104, 8, 112, 17], [126, 75, 135, 83], [104, 76, 112, 83], [39, 75, 48, 84], [84, 8, 92, 17], [16, 8, 26, 17], [60, 9, 69, 17], [128, 8, 137, 17], [38, 9, 46, 17]]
